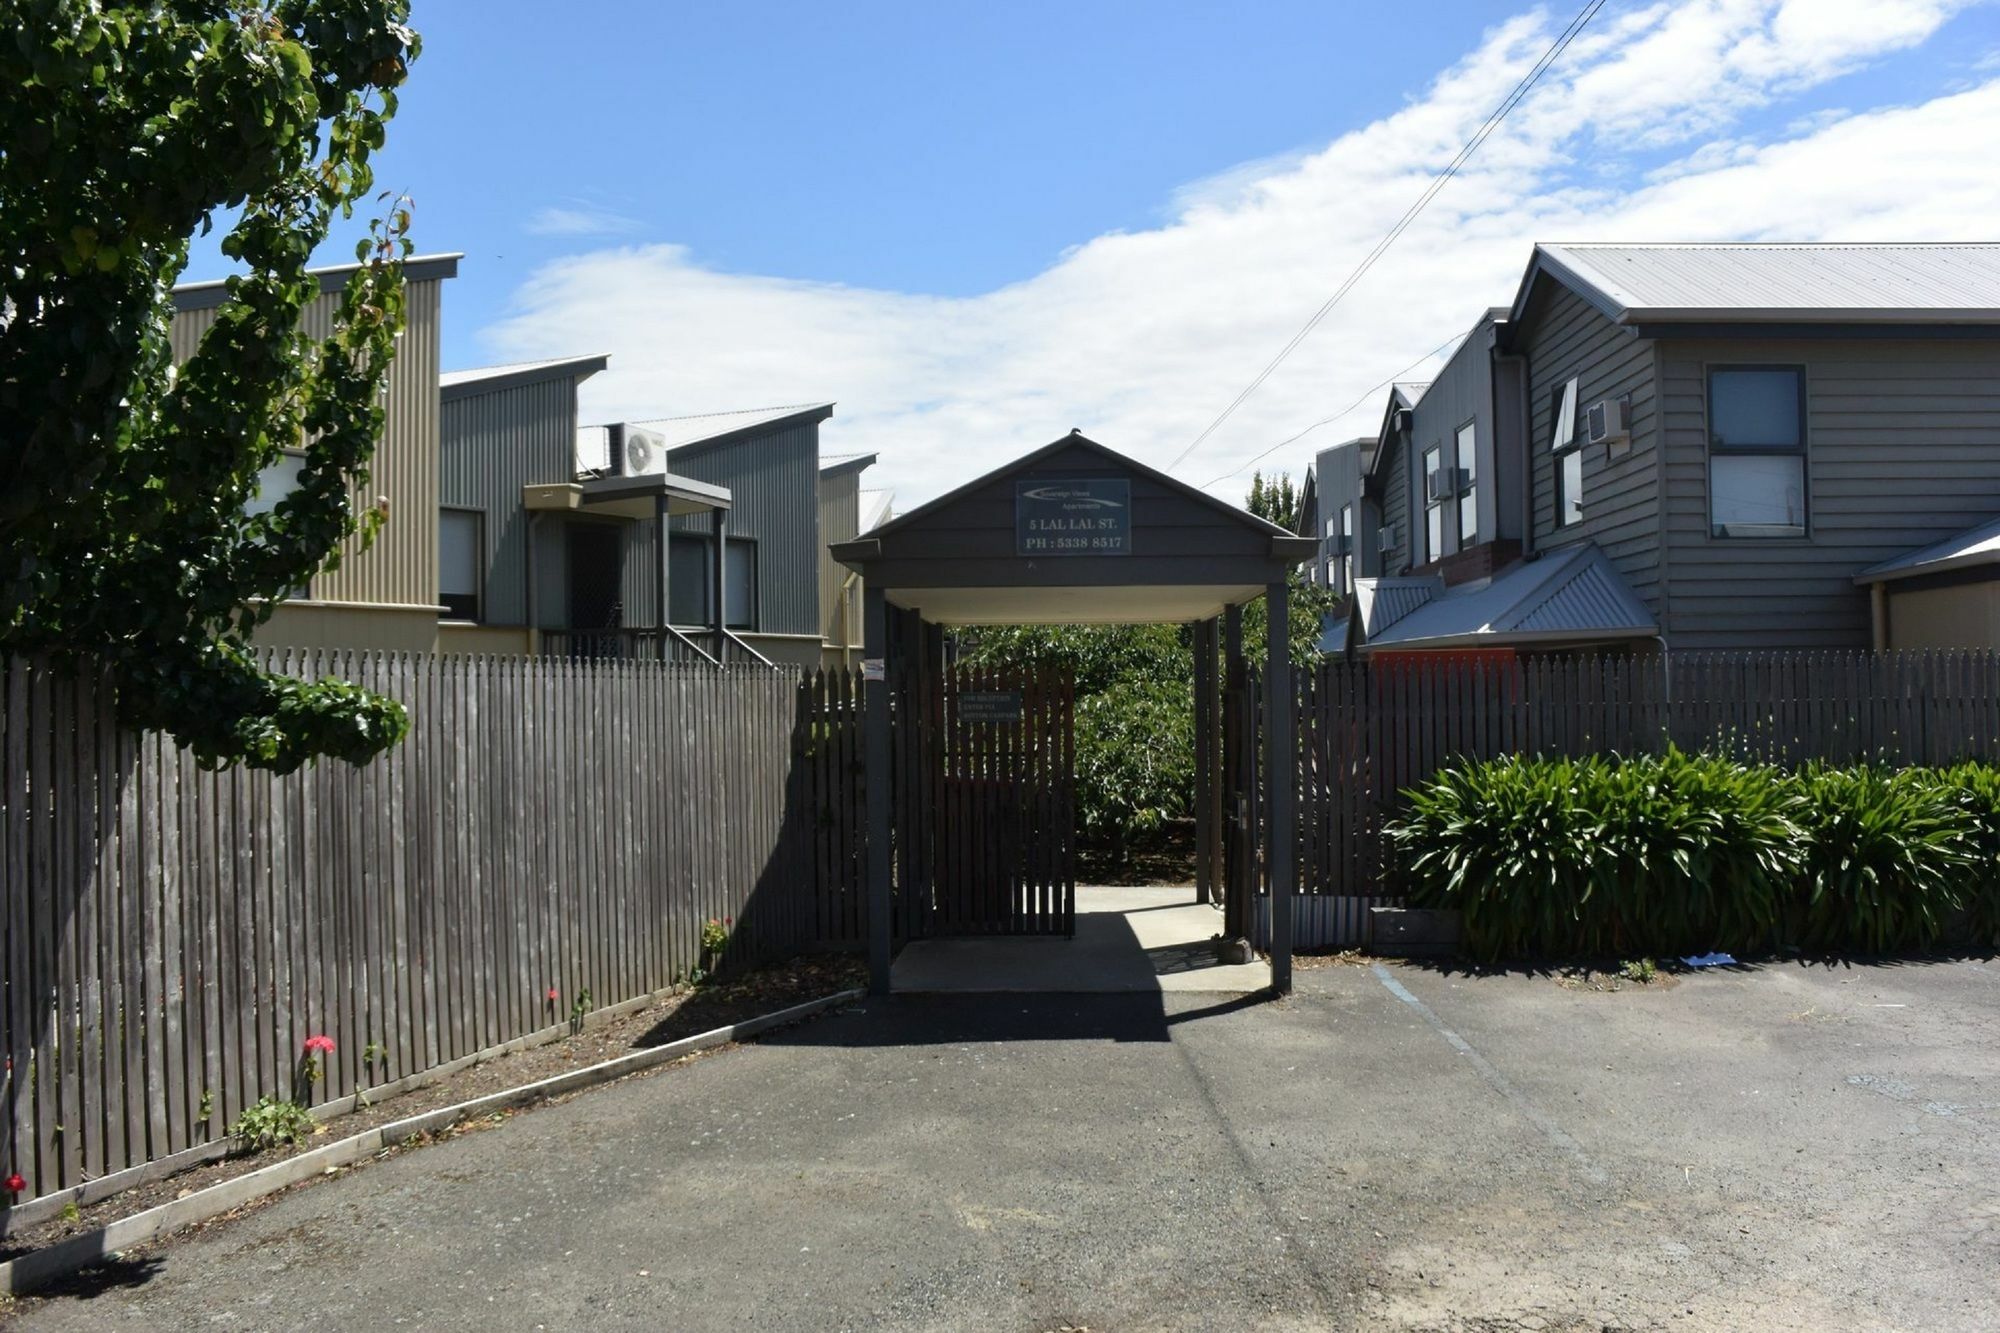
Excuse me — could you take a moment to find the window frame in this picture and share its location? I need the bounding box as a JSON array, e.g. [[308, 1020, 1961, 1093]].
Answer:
[[723, 536, 758, 632], [1705, 363, 1809, 540], [1336, 503, 1353, 595], [438, 505, 485, 623], [1421, 443, 1445, 564], [1550, 377, 1583, 529], [1455, 418, 1478, 545]]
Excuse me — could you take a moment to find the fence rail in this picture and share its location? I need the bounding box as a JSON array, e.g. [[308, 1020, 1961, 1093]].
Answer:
[[0, 652, 845, 1208]]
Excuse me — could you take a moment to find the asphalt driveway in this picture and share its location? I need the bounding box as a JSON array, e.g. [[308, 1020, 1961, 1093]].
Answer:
[[11, 957, 2000, 1332]]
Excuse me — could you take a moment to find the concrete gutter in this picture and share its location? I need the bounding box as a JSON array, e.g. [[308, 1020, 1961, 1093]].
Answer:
[[0, 987, 863, 1297]]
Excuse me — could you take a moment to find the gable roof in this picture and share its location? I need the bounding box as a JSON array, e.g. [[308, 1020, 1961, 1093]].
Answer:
[[440, 353, 607, 402], [172, 252, 462, 313], [1855, 515, 2000, 585], [818, 451, 878, 480], [1513, 242, 2000, 328], [859, 488, 895, 533], [1356, 544, 1656, 651], [604, 402, 835, 455], [854, 430, 1305, 547], [1365, 383, 1429, 481]]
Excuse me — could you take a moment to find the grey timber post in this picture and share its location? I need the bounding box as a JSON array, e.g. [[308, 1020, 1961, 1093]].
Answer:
[[863, 584, 893, 995], [1264, 579, 1294, 993], [712, 509, 729, 662], [1222, 602, 1245, 941]]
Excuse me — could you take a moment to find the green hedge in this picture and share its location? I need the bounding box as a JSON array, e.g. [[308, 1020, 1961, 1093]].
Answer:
[[1384, 749, 2000, 960]]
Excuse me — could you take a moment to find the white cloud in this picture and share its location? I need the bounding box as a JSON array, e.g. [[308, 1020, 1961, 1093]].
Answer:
[[482, 1, 1996, 506], [524, 203, 643, 238]]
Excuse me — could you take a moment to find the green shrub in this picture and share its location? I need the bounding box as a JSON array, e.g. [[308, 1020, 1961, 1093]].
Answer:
[[1387, 751, 1999, 960], [1907, 763, 2000, 946], [1790, 764, 1975, 952]]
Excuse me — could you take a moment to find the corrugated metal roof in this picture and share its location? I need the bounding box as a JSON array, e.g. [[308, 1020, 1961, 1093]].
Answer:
[[1532, 243, 2000, 323], [859, 488, 895, 533], [818, 451, 878, 478], [440, 354, 606, 391], [1363, 544, 1655, 650], [1353, 577, 1439, 636], [626, 402, 835, 451], [1856, 514, 2000, 585]]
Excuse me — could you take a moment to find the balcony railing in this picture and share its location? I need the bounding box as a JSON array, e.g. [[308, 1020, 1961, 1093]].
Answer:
[[543, 626, 774, 667]]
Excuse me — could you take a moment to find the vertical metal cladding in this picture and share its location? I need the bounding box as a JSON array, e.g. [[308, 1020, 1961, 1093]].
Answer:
[[818, 468, 861, 645], [634, 417, 825, 637], [440, 375, 579, 626], [168, 273, 445, 612]]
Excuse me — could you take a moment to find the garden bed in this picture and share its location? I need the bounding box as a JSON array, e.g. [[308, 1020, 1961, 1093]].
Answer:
[[0, 954, 864, 1265]]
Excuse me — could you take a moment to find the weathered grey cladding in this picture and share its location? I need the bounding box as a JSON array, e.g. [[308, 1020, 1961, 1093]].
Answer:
[[1524, 281, 1663, 611], [0, 654, 825, 1207], [627, 418, 825, 638], [440, 376, 582, 627], [1655, 336, 2000, 648], [868, 441, 1280, 590], [1309, 441, 1363, 579], [1403, 315, 1512, 560], [1377, 430, 1412, 576]]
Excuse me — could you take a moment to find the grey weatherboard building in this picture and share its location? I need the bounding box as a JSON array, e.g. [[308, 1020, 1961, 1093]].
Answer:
[[1304, 242, 2000, 654]]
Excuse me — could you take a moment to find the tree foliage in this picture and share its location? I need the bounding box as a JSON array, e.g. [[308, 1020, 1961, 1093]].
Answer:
[[2, 0, 421, 771]]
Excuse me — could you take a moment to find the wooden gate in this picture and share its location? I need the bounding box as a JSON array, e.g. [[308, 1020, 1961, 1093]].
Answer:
[[897, 663, 1076, 938]]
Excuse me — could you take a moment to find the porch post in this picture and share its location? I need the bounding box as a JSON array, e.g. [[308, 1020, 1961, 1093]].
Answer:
[[654, 496, 671, 662], [1264, 579, 1294, 994], [863, 583, 893, 995], [712, 509, 729, 662], [1191, 618, 1215, 905], [1222, 604, 1245, 943]]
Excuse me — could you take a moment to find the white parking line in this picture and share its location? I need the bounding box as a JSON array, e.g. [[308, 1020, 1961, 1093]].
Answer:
[[1371, 963, 1609, 1187]]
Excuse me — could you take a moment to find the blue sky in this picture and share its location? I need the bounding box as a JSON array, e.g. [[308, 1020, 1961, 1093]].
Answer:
[[186, 1, 2000, 503]]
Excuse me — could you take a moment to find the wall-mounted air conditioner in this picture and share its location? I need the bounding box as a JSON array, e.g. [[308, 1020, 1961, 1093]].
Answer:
[[1425, 468, 1456, 503], [1327, 533, 1352, 557], [608, 423, 668, 477], [1377, 523, 1400, 553], [1586, 396, 1630, 448]]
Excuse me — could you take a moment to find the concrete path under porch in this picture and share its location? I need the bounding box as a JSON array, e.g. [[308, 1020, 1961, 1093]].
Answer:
[[888, 884, 1272, 993]]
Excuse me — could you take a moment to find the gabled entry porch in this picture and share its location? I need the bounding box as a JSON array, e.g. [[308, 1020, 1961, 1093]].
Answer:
[[831, 432, 1314, 997]]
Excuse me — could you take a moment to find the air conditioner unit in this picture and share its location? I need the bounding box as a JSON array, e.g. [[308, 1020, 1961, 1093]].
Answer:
[[1425, 468, 1455, 503], [1377, 523, 1400, 553], [1586, 396, 1630, 448], [608, 423, 668, 477], [1453, 466, 1474, 494], [1327, 534, 1352, 557]]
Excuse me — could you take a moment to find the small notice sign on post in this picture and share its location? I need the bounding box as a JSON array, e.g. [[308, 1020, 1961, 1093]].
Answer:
[[1015, 479, 1131, 556], [860, 658, 885, 682], [957, 690, 1022, 723]]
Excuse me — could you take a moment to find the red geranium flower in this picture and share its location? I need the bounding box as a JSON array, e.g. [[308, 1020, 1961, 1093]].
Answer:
[[546, 987, 560, 1001], [303, 1034, 335, 1054], [4, 1173, 24, 1194]]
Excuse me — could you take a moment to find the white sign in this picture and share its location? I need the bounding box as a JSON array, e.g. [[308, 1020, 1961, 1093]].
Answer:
[[860, 659, 885, 682]]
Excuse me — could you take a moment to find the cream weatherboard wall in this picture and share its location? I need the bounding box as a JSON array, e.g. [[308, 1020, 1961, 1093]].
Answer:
[[169, 259, 454, 652]]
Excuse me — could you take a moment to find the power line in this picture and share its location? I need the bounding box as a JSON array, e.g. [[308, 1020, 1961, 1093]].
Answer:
[[1166, 0, 1608, 476], [1200, 333, 1465, 490]]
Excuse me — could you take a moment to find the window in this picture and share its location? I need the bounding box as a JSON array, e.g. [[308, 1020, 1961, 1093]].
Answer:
[[667, 533, 759, 629], [724, 538, 758, 630], [1456, 420, 1478, 544], [1550, 377, 1582, 527], [1422, 444, 1444, 563], [669, 532, 710, 626], [246, 452, 307, 519], [439, 508, 482, 622], [1708, 367, 1806, 538], [1336, 504, 1353, 595]]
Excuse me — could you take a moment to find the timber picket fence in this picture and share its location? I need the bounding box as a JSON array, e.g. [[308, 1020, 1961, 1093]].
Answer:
[[1, 653, 864, 1208], [1286, 649, 2000, 917]]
